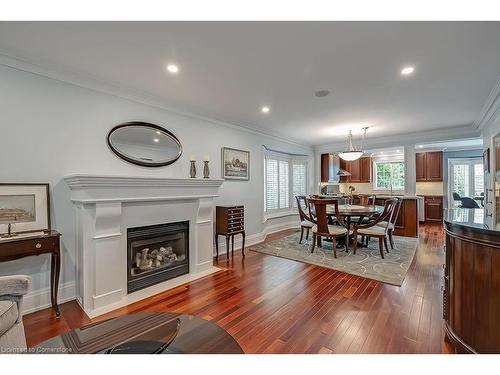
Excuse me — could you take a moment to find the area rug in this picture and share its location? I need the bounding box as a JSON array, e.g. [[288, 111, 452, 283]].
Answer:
[[250, 232, 418, 286]]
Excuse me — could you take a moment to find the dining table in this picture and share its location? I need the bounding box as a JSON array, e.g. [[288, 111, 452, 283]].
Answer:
[[326, 204, 384, 247]]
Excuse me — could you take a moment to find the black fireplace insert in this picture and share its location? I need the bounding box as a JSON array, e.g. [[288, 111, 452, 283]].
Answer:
[[127, 221, 189, 294]]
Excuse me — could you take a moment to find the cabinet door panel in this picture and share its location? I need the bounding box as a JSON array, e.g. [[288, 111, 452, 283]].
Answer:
[[320, 153, 329, 182], [416, 153, 427, 181], [426, 152, 443, 181], [360, 157, 372, 183]]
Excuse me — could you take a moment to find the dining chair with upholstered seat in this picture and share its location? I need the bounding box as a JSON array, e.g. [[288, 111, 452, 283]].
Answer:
[[307, 198, 348, 258], [375, 197, 402, 250], [295, 195, 315, 244], [352, 198, 398, 259]]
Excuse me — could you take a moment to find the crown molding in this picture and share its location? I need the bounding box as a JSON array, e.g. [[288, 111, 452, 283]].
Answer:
[[473, 76, 500, 131], [0, 52, 312, 150], [314, 124, 481, 153]]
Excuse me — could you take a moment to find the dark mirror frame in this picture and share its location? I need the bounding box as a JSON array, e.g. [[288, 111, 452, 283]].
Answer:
[[107, 121, 182, 167]]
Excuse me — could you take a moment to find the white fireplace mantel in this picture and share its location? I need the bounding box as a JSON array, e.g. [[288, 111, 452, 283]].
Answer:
[[64, 174, 224, 318]]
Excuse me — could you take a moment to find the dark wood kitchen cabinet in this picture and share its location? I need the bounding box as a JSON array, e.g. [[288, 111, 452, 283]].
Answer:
[[339, 157, 372, 183], [424, 196, 443, 222], [416, 152, 427, 181], [320, 153, 340, 182], [416, 151, 443, 182]]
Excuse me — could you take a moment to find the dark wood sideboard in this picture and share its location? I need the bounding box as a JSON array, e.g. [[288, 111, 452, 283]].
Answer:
[[443, 210, 500, 353], [0, 231, 61, 317], [215, 206, 245, 261]]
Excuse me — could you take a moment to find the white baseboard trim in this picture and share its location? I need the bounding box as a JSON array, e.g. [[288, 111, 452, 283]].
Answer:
[[22, 281, 76, 315], [215, 219, 299, 256]]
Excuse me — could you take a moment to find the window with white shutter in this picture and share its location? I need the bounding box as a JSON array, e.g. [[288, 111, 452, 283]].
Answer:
[[292, 162, 307, 207], [265, 158, 279, 211], [264, 154, 307, 213], [279, 160, 289, 209]]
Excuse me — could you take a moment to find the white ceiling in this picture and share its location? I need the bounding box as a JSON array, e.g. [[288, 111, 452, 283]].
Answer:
[[1, 22, 500, 146]]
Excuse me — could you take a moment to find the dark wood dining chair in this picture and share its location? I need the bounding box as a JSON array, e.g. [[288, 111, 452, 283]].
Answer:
[[307, 198, 348, 258], [352, 198, 398, 259], [295, 195, 314, 244], [375, 197, 402, 250]]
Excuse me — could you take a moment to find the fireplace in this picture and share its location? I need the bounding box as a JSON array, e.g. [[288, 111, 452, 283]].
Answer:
[[127, 221, 189, 294]]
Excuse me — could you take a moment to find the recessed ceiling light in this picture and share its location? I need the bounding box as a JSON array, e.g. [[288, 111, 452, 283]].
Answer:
[[401, 66, 415, 75], [167, 64, 179, 74], [261, 106, 270, 113], [417, 145, 424, 148], [156, 131, 161, 135], [315, 90, 330, 98], [153, 138, 159, 143]]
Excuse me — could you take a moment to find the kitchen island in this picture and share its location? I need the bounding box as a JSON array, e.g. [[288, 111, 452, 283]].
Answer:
[[348, 195, 419, 237], [443, 208, 500, 353]]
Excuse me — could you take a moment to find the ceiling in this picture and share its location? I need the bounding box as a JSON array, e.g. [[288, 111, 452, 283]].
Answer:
[[1, 22, 500, 146]]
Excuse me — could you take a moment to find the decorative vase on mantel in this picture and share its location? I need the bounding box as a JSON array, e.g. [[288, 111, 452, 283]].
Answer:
[[203, 160, 210, 178], [190, 160, 197, 178]]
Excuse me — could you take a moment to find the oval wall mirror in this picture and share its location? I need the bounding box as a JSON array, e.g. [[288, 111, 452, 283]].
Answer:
[[107, 122, 182, 167]]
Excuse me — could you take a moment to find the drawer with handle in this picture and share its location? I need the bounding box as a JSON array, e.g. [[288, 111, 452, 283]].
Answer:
[[0, 236, 56, 258]]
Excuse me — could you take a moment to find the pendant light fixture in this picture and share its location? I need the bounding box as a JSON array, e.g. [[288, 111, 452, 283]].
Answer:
[[338, 127, 368, 161]]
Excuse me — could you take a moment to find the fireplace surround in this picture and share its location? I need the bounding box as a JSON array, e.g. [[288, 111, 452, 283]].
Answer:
[[65, 175, 224, 318]]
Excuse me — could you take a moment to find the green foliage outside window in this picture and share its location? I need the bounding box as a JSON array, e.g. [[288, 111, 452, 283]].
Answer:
[[375, 162, 405, 190]]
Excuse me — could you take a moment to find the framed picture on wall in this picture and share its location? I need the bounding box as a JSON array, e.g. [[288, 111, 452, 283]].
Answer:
[[221, 147, 250, 180], [483, 148, 490, 173], [0, 183, 50, 235]]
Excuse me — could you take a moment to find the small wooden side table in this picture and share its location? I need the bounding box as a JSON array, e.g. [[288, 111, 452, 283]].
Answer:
[[215, 206, 245, 260], [0, 230, 61, 317]]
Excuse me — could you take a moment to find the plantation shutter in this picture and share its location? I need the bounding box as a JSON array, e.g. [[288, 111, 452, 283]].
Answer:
[[292, 162, 307, 207], [279, 160, 289, 209], [265, 158, 279, 210]]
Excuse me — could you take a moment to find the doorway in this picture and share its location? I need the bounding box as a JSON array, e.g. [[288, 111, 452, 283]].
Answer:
[[448, 157, 484, 208]]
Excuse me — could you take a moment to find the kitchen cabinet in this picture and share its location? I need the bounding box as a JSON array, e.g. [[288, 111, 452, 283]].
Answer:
[[424, 196, 443, 221], [339, 157, 372, 183], [416, 152, 427, 181], [416, 151, 443, 182], [426, 152, 443, 181], [320, 153, 340, 182]]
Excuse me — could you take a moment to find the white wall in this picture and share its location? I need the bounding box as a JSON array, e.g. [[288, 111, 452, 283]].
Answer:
[[481, 113, 500, 225], [0, 65, 313, 311]]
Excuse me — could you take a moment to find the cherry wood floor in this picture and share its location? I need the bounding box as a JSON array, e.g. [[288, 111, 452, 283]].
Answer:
[[23, 223, 454, 353]]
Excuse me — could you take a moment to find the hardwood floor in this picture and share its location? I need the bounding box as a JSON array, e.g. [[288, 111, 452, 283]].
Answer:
[[23, 223, 454, 353]]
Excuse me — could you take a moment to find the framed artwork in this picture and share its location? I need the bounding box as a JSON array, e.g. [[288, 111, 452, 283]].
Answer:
[[221, 147, 250, 180], [483, 148, 490, 173], [0, 183, 50, 235]]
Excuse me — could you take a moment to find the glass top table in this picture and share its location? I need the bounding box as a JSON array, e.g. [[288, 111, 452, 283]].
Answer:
[[29, 312, 243, 354]]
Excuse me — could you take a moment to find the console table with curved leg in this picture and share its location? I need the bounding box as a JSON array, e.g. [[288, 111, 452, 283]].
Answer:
[[0, 230, 61, 317]]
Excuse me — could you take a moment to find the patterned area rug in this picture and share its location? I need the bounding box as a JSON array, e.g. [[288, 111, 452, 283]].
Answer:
[[250, 232, 418, 286]]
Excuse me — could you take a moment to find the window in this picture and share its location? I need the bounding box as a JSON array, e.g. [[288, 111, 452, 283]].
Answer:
[[265, 155, 307, 212], [292, 162, 307, 207], [374, 161, 405, 190], [448, 157, 484, 207]]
